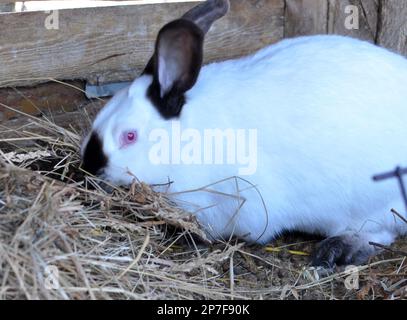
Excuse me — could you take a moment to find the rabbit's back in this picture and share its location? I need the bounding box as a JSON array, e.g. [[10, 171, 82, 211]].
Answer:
[[179, 35, 407, 242]]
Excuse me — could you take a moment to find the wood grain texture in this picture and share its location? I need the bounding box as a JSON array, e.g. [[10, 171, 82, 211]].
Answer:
[[327, 0, 379, 42], [377, 0, 407, 56], [0, 81, 87, 122], [0, 0, 284, 88], [284, 0, 380, 42], [284, 0, 328, 37], [0, 0, 167, 1], [0, 3, 15, 12]]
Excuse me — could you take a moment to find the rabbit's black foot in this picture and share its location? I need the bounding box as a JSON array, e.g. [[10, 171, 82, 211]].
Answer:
[[312, 236, 351, 268], [311, 233, 377, 268]]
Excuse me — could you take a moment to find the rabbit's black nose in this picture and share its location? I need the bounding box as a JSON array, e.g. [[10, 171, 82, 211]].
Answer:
[[81, 132, 108, 176]]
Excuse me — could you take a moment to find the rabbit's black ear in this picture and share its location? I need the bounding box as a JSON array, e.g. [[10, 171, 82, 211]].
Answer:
[[147, 20, 203, 119], [181, 0, 230, 34], [145, 0, 230, 119]]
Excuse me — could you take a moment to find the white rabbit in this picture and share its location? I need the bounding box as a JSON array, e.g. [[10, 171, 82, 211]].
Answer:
[[82, 0, 407, 267]]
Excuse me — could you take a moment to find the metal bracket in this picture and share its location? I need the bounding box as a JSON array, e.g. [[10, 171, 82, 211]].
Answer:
[[85, 81, 132, 99], [373, 166, 407, 212]]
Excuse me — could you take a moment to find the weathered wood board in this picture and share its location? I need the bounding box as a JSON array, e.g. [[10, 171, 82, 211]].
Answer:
[[0, 81, 87, 121], [0, 3, 15, 12], [327, 0, 379, 42], [285, 0, 328, 37], [0, 0, 285, 88], [377, 0, 407, 56], [284, 0, 406, 54], [285, 0, 380, 42]]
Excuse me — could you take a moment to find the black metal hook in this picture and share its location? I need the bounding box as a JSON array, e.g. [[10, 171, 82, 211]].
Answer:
[[373, 166, 407, 212]]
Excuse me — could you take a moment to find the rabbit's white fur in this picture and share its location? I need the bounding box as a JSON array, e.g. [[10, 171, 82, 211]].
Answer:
[[86, 35, 407, 264]]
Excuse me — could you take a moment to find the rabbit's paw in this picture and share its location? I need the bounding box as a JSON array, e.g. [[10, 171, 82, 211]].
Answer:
[[311, 232, 382, 268], [311, 236, 350, 268]]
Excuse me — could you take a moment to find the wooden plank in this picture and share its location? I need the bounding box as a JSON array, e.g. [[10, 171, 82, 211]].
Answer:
[[9, 1, 199, 11], [0, 3, 15, 12], [0, 0, 195, 3], [376, 0, 407, 56], [0, 81, 87, 122], [284, 0, 380, 42], [327, 0, 379, 42], [0, 0, 284, 88], [284, 0, 328, 37]]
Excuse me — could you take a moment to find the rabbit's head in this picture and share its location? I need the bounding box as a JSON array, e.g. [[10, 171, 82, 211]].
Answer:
[[81, 0, 230, 185]]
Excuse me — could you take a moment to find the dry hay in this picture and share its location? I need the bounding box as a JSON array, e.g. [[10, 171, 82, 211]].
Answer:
[[0, 101, 406, 300]]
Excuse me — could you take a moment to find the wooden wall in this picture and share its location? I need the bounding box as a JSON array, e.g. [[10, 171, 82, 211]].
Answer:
[[0, 0, 406, 121], [0, 0, 284, 88], [285, 0, 407, 55], [0, 0, 406, 89]]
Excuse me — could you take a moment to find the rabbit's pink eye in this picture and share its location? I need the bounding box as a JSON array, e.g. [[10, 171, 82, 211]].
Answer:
[[127, 132, 135, 141], [120, 130, 138, 148]]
